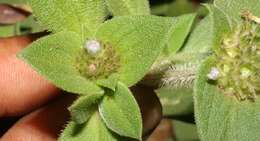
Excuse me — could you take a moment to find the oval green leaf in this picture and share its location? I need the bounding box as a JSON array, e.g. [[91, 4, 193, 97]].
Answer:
[[96, 16, 176, 86], [28, 0, 107, 37], [165, 13, 196, 54], [18, 31, 104, 95], [99, 82, 142, 140]]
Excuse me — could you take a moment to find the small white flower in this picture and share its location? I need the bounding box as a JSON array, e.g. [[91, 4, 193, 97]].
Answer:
[[207, 67, 220, 80], [85, 40, 101, 55]]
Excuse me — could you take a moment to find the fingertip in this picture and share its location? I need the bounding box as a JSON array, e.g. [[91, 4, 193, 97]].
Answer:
[[0, 34, 59, 117], [1, 95, 75, 141]]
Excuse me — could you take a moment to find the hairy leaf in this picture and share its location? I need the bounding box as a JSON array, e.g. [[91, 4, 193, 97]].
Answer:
[[69, 94, 104, 124], [96, 74, 119, 91], [0, 0, 26, 4], [194, 57, 260, 141], [28, 0, 107, 38], [0, 25, 15, 37], [214, 0, 260, 24], [59, 112, 126, 141], [156, 87, 194, 116], [19, 31, 104, 95], [183, 5, 230, 53], [173, 120, 199, 141], [105, 0, 150, 16], [99, 82, 142, 140], [166, 13, 196, 54], [96, 16, 175, 86], [182, 15, 212, 53]]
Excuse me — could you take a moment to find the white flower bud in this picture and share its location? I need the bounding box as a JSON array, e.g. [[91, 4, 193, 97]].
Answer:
[[207, 67, 220, 80], [85, 40, 101, 55]]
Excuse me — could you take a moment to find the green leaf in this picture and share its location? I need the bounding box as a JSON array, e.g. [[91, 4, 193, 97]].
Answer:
[[173, 120, 199, 141], [214, 0, 260, 24], [156, 87, 194, 116], [182, 15, 212, 53], [0, 0, 26, 4], [28, 0, 107, 38], [69, 94, 104, 124], [205, 5, 231, 50], [0, 25, 15, 37], [105, 0, 150, 16], [59, 112, 125, 141], [151, 0, 196, 17], [96, 16, 175, 86], [99, 82, 142, 140], [19, 15, 43, 34], [194, 57, 260, 141], [96, 74, 119, 91], [183, 5, 230, 53], [18, 31, 104, 95], [165, 13, 196, 54]]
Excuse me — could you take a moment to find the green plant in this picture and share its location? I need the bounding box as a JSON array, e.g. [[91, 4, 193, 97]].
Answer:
[[17, 0, 195, 140], [13, 0, 260, 140], [193, 1, 260, 141], [145, 0, 260, 141]]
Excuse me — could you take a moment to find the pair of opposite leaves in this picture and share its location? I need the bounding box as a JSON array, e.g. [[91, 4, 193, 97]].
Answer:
[[18, 0, 196, 140]]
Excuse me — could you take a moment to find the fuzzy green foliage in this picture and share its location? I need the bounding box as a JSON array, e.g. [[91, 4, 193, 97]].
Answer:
[[19, 16, 176, 94], [0, 25, 15, 37], [19, 31, 104, 95], [105, 0, 150, 16], [18, 0, 200, 140], [165, 14, 196, 54], [156, 87, 194, 116], [28, 0, 108, 38], [69, 94, 103, 124], [182, 15, 212, 53], [215, 0, 260, 24], [151, 0, 196, 17], [0, 0, 26, 4], [95, 16, 176, 86], [173, 120, 199, 141], [99, 82, 142, 140], [195, 57, 260, 141], [59, 112, 127, 141], [194, 1, 260, 140]]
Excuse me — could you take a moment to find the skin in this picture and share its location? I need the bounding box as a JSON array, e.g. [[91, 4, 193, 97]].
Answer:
[[0, 34, 69, 140], [0, 34, 162, 141]]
